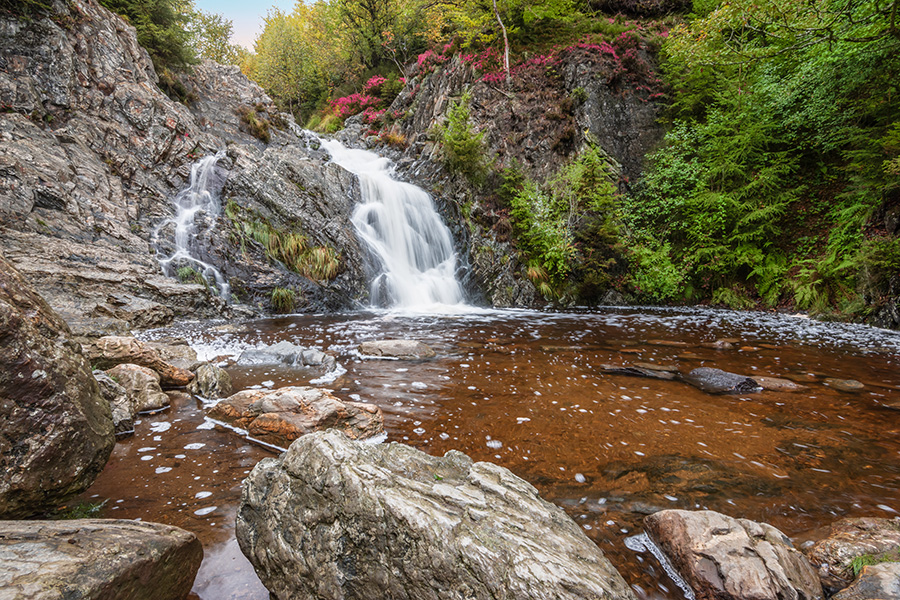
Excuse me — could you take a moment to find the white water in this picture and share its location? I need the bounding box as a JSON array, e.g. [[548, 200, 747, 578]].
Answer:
[[321, 139, 465, 309], [156, 152, 230, 298]]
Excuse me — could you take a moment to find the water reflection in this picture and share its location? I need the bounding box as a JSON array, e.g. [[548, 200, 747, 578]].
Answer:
[[83, 307, 900, 599]]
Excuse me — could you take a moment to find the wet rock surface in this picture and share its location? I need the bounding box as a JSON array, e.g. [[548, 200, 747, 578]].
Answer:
[[94, 371, 136, 435], [87, 336, 194, 386], [599, 363, 678, 380], [206, 386, 384, 449], [680, 367, 762, 394], [359, 339, 437, 359], [0, 253, 114, 518], [187, 363, 233, 399], [832, 562, 900, 600], [805, 517, 900, 592], [754, 376, 809, 392], [237, 341, 336, 370], [236, 430, 637, 600], [824, 378, 866, 393], [105, 364, 170, 413], [644, 509, 823, 600], [0, 519, 202, 600]]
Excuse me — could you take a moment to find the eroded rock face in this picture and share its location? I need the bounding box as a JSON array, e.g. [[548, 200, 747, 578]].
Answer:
[[359, 339, 436, 359], [237, 430, 637, 600], [0, 253, 114, 518], [680, 367, 762, 394], [805, 517, 900, 592], [207, 387, 383, 449], [187, 363, 233, 399], [0, 519, 202, 600], [105, 364, 169, 413], [832, 562, 900, 600], [94, 370, 135, 435], [88, 336, 194, 386], [644, 509, 823, 600]]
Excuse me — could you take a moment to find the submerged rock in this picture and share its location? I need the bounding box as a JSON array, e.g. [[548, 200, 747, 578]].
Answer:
[[187, 363, 233, 399], [0, 519, 202, 600], [824, 378, 866, 393], [94, 371, 136, 435], [358, 339, 436, 359], [680, 367, 762, 394], [599, 364, 678, 380], [237, 430, 637, 600], [805, 517, 900, 592], [0, 253, 114, 518], [754, 376, 810, 392], [700, 340, 735, 350], [832, 562, 900, 600], [105, 364, 170, 413], [87, 336, 194, 386], [207, 387, 383, 449], [644, 509, 823, 600]]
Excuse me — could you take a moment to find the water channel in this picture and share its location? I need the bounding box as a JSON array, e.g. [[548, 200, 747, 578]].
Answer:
[[79, 306, 900, 599]]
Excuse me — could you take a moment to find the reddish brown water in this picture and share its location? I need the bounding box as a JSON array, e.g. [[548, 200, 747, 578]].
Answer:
[[82, 307, 900, 599]]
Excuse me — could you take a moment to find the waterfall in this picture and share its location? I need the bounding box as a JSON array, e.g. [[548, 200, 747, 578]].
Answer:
[[156, 151, 230, 299], [321, 139, 465, 309]]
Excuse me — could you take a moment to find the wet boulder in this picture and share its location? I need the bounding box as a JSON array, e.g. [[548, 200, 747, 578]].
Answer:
[[237, 341, 336, 370], [187, 363, 233, 399], [0, 519, 202, 600], [0, 253, 114, 518], [824, 378, 866, 393], [832, 563, 900, 600], [805, 517, 900, 592], [754, 376, 810, 392], [644, 509, 823, 600], [146, 338, 203, 372], [207, 386, 383, 449], [680, 367, 762, 394], [94, 371, 136, 435], [87, 336, 194, 386], [599, 364, 678, 380], [237, 430, 637, 600], [105, 364, 170, 413], [358, 339, 436, 359]]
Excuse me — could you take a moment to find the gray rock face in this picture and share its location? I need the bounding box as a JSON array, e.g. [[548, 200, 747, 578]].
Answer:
[[805, 517, 900, 592], [237, 341, 336, 370], [94, 371, 136, 435], [105, 364, 169, 413], [187, 362, 233, 399], [680, 367, 762, 394], [207, 387, 383, 449], [237, 430, 637, 600], [87, 336, 194, 386], [0, 0, 370, 327], [832, 562, 900, 600], [0, 253, 114, 519], [359, 339, 436, 359], [0, 519, 202, 600], [644, 509, 823, 600]]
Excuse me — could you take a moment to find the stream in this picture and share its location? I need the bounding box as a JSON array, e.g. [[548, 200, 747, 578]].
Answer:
[[79, 306, 900, 599]]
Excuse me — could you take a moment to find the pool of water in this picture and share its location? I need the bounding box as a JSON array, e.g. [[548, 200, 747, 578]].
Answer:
[[81, 306, 900, 599]]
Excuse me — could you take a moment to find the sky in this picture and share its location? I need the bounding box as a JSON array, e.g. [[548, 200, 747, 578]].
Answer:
[[194, 0, 297, 49]]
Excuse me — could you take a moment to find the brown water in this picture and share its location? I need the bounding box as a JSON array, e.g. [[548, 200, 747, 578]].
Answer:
[[81, 307, 900, 599]]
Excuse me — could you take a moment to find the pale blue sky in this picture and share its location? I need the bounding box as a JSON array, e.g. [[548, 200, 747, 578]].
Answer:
[[194, 0, 297, 49]]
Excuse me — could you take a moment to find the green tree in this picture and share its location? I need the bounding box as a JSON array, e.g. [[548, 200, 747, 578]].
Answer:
[[189, 10, 245, 65], [99, 0, 196, 71]]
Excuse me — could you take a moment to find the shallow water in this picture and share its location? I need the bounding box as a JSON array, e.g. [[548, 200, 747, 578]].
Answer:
[[82, 307, 900, 599]]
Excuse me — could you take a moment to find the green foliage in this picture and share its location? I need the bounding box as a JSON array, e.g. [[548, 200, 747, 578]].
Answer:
[[237, 105, 271, 143], [226, 201, 340, 281], [176, 265, 206, 285], [627, 241, 684, 301], [188, 10, 246, 65], [52, 499, 107, 519], [271, 287, 297, 313], [99, 0, 196, 72], [850, 550, 900, 577], [435, 91, 490, 185]]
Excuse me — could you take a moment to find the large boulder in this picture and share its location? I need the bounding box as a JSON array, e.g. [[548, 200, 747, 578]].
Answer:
[[93, 371, 136, 435], [187, 363, 233, 399], [0, 253, 114, 518], [644, 509, 823, 600], [237, 341, 336, 370], [237, 430, 637, 600], [105, 364, 170, 413], [805, 517, 900, 592], [0, 519, 202, 600], [680, 367, 762, 394], [207, 387, 383, 449], [358, 339, 436, 359], [87, 336, 194, 386], [832, 562, 900, 600]]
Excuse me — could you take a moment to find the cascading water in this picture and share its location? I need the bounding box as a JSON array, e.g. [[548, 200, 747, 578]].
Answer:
[[156, 151, 230, 298], [320, 139, 465, 309]]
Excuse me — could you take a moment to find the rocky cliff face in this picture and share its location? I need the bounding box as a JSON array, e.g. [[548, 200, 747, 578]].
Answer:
[[0, 0, 368, 332]]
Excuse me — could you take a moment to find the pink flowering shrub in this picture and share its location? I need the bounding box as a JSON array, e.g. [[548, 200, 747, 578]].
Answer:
[[330, 93, 381, 118], [416, 50, 448, 74]]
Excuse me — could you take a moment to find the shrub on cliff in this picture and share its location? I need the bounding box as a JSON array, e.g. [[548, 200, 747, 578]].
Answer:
[[435, 91, 491, 185]]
